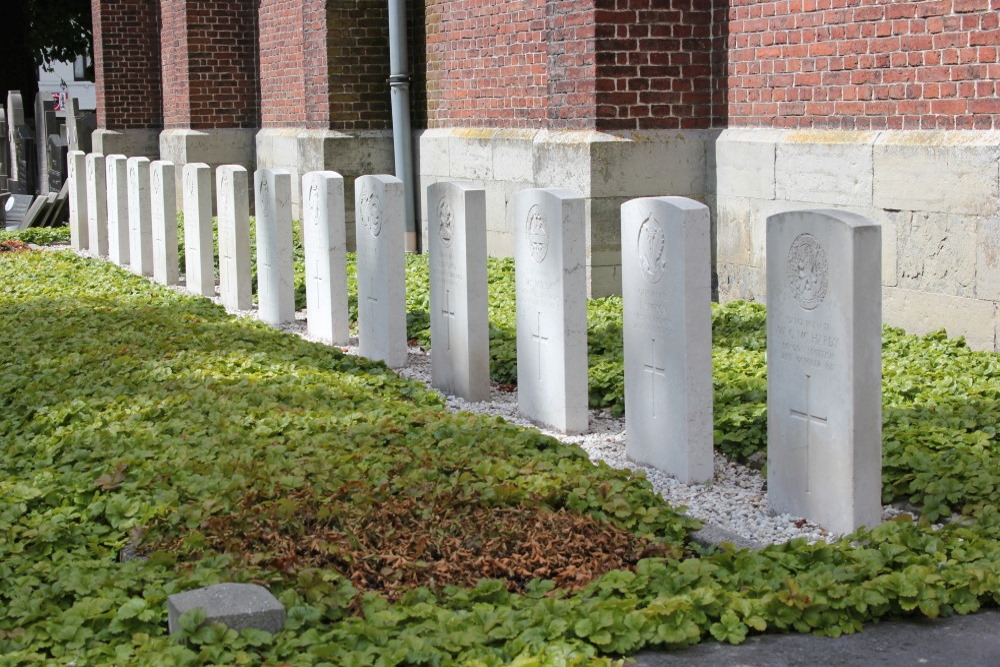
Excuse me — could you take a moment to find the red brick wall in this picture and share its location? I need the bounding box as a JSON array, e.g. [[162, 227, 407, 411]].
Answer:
[[259, 0, 390, 131], [326, 1, 392, 131], [160, 1, 259, 130], [304, 0, 330, 129], [591, 0, 715, 130], [426, 0, 548, 128], [726, 0, 1000, 130], [425, 0, 716, 131], [259, 0, 306, 127], [92, 0, 162, 130]]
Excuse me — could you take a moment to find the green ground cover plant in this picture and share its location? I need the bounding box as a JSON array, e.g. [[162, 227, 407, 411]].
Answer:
[[0, 227, 71, 246], [1, 241, 997, 665]]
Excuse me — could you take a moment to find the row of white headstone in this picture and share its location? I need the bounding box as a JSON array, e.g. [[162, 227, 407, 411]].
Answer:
[[67, 151, 882, 535]]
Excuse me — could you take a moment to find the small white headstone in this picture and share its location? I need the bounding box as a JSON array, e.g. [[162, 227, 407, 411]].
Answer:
[[621, 196, 713, 484], [766, 209, 882, 534], [105, 155, 130, 266], [67, 150, 89, 250], [254, 169, 295, 325], [151, 161, 180, 285], [355, 174, 407, 368], [183, 163, 215, 298], [127, 157, 154, 276], [216, 165, 252, 311], [428, 181, 490, 402], [302, 171, 350, 345], [513, 188, 588, 434], [85, 153, 108, 256]]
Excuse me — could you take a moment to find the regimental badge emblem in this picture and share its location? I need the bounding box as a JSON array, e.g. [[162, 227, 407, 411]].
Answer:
[[359, 187, 383, 237], [437, 197, 454, 247], [526, 204, 548, 263], [787, 233, 829, 310], [152, 167, 161, 196], [637, 214, 667, 283]]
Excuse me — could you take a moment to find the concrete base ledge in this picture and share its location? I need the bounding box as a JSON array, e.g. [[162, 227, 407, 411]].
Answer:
[[712, 128, 1000, 351], [159, 129, 257, 211], [255, 128, 395, 233], [418, 127, 712, 297], [92, 129, 160, 160]]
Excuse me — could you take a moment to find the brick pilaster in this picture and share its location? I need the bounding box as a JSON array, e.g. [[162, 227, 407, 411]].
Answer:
[[91, 0, 163, 131], [160, 0, 259, 130]]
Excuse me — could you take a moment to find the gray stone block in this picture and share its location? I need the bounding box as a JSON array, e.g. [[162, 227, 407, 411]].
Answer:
[[690, 523, 766, 552], [167, 583, 285, 636]]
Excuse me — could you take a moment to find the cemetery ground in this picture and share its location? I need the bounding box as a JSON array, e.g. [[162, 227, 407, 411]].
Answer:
[[1, 226, 999, 666]]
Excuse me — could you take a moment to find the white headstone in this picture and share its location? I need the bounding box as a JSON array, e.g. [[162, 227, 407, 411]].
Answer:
[[216, 165, 252, 311], [355, 174, 407, 368], [428, 181, 490, 401], [621, 196, 713, 484], [513, 188, 588, 434], [67, 150, 89, 250], [766, 209, 882, 534], [85, 153, 108, 256], [183, 163, 215, 298], [302, 171, 350, 345], [105, 154, 130, 266], [254, 169, 295, 325], [151, 161, 180, 285], [127, 157, 154, 276]]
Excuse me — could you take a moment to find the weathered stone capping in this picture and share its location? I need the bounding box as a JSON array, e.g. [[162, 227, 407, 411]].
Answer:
[[711, 128, 1000, 351]]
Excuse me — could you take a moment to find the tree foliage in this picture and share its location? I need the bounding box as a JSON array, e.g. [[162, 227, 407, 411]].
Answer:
[[0, 0, 93, 104], [28, 0, 93, 69]]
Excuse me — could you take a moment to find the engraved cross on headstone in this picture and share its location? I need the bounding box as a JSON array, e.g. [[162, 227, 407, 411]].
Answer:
[[441, 289, 456, 351], [530, 311, 548, 381], [789, 373, 828, 493], [312, 257, 323, 295], [643, 338, 667, 419]]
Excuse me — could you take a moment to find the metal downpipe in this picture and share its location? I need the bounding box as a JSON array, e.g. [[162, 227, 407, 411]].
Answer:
[[388, 0, 418, 252]]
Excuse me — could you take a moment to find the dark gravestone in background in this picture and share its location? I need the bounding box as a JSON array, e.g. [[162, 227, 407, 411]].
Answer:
[[49, 135, 68, 191], [14, 127, 37, 196]]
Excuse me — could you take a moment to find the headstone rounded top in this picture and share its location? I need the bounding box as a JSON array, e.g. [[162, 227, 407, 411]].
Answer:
[[437, 196, 454, 247], [359, 185, 384, 237], [637, 213, 667, 284], [787, 232, 829, 310], [526, 204, 548, 263]]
